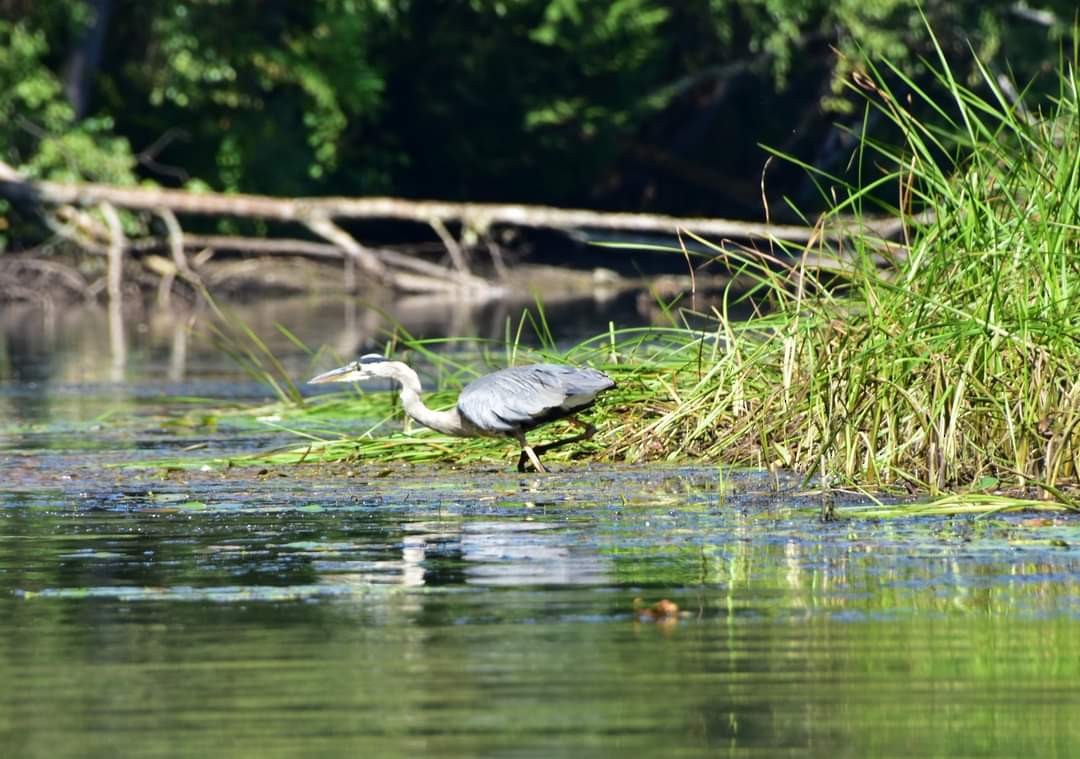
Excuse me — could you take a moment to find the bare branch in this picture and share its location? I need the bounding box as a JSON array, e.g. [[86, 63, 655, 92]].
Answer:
[[304, 214, 388, 287], [0, 167, 834, 242], [428, 217, 470, 275]]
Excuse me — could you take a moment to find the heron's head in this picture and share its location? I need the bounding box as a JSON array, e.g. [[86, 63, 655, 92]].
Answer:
[[307, 354, 394, 384]]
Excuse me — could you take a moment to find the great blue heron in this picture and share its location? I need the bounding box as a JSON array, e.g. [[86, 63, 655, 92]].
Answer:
[[308, 354, 616, 472]]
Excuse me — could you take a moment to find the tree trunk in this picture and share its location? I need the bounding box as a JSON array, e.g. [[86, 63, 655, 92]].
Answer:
[[62, 0, 113, 119]]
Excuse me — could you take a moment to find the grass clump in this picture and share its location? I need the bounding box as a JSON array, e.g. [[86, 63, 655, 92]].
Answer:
[[608, 30, 1080, 503]]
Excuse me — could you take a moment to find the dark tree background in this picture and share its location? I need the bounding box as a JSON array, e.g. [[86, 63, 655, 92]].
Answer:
[[0, 0, 1074, 228]]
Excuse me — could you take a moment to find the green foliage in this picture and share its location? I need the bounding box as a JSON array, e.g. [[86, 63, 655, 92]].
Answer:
[[4, 1, 1075, 201], [122, 0, 388, 190], [0, 18, 135, 183], [2, 0, 1075, 213]]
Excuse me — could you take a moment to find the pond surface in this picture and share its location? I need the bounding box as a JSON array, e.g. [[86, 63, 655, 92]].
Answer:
[[2, 298, 1080, 757]]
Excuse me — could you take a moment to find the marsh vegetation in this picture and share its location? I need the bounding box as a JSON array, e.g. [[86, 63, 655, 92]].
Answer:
[[200, 38, 1079, 513]]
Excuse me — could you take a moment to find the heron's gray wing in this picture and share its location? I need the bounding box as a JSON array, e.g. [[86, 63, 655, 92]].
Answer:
[[457, 364, 613, 434]]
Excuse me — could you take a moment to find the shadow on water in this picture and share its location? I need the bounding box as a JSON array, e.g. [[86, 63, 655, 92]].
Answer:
[[3, 295, 1080, 756]]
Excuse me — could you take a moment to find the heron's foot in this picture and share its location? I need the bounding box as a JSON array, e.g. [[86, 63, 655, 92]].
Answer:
[[517, 446, 547, 473]]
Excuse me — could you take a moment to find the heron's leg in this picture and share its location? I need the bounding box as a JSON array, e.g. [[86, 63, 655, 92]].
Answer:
[[514, 432, 547, 473], [519, 446, 547, 473]]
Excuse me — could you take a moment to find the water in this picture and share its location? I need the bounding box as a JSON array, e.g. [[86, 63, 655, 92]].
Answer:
[[3, 297, 1080, 757]]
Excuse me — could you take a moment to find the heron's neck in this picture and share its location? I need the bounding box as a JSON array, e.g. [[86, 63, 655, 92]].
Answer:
[[393, 371, 466, 436]]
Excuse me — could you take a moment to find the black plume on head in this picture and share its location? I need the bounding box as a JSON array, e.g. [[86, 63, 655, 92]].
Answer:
[[359, 354, 388, 364]]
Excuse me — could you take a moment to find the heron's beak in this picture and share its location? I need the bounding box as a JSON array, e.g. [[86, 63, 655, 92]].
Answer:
[[307, 365, 365, 384]]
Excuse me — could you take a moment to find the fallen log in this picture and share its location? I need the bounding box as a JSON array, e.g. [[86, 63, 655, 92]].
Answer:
[[0, 159, 911, 298], [0, 162, 826, 240]]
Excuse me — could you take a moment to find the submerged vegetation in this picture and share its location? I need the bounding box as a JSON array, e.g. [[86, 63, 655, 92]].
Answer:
[[199, 34, 1080, 510]]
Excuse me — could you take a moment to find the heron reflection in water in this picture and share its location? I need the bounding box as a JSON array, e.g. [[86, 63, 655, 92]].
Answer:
[[308, 354, 616, 472]]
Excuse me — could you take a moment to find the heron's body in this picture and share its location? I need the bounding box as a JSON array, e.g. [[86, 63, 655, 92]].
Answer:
[[308, 356, 615, 472]]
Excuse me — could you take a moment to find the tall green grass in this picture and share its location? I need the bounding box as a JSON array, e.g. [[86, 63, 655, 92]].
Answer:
[[608, 29, 1080, 503]]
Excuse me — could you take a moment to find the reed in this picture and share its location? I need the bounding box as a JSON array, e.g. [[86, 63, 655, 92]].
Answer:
[[607, 28, 1080, 505]]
